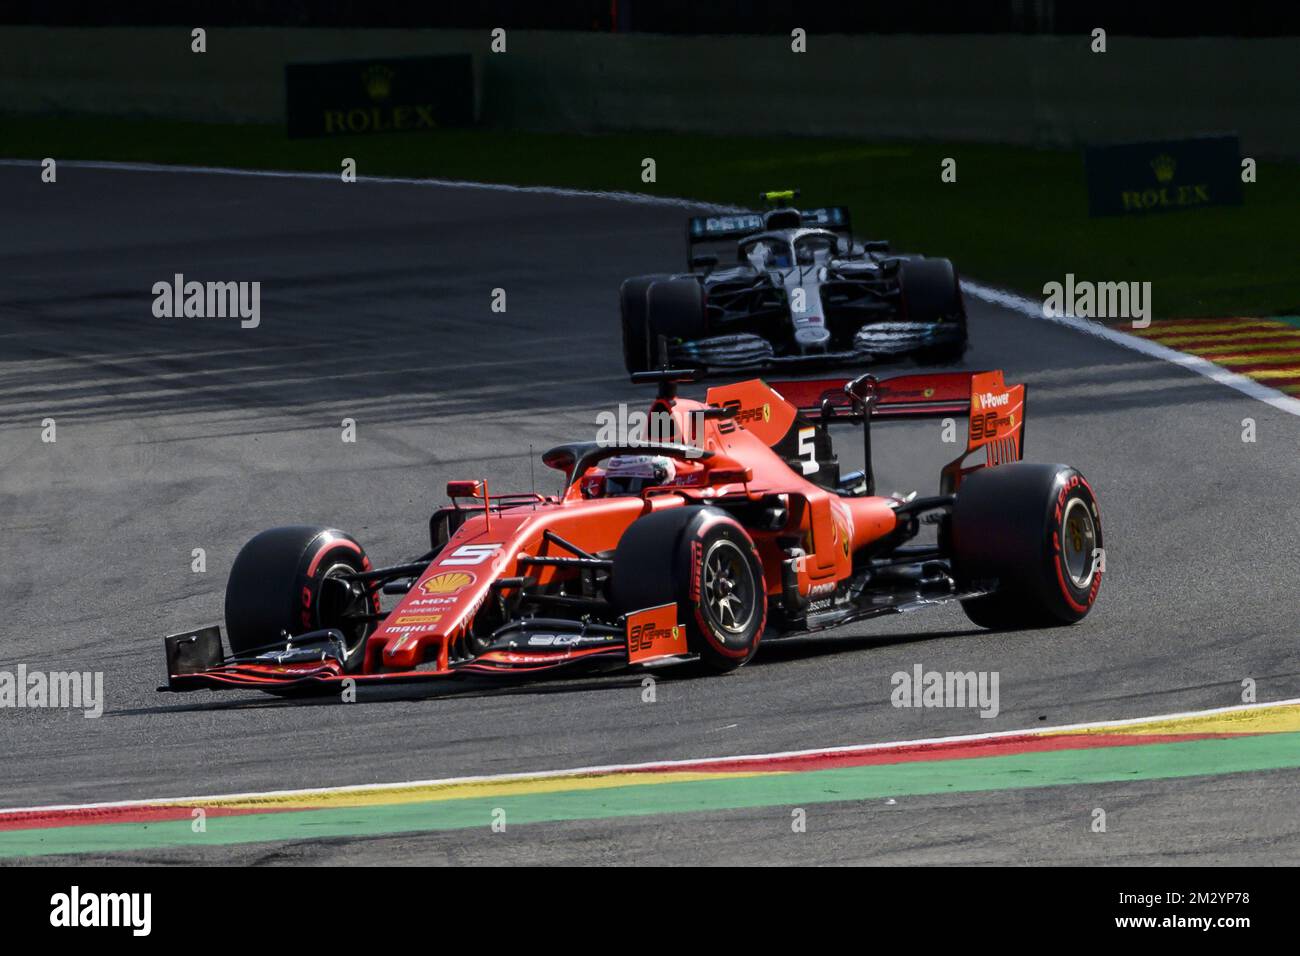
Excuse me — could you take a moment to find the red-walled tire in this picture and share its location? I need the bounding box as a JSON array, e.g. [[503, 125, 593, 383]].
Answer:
[[224, 526, 379, 672], [952, 463, 1103, 629], [612, 507, 766, 672]]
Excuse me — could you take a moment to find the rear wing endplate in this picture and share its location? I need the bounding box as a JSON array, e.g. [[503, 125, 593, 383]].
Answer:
[[800, 205, 852, 234]]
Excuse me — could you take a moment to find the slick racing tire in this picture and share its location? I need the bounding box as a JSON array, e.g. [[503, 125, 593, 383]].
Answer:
[[611, 507, 766, 672], [951, 463, 1103, 629], [620, 274, 668, 374], [646, 277, 707, 353], [900, 257, 968, 364], [224, 526, 380, 673]]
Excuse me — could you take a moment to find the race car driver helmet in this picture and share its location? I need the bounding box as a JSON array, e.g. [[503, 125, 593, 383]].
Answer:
[[602, 454, 676, 497]]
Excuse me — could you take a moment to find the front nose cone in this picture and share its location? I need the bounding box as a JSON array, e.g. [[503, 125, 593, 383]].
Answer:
[[794, 326, 830, 352]]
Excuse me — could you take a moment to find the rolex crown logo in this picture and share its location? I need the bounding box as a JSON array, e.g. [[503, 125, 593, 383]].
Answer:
[[1150, 154, 1176, 184], [363, 65, 394, 102]]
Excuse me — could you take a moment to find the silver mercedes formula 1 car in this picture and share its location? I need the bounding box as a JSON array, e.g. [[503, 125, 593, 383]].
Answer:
[[621, 190, 968, 373]]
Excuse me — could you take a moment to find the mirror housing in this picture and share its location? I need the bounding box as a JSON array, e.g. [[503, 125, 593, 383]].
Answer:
[[844, 373, 879, 411], [446, 480, 484, 499]]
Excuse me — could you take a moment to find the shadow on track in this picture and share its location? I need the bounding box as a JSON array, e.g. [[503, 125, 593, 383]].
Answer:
[[114, 625, 992, 715]]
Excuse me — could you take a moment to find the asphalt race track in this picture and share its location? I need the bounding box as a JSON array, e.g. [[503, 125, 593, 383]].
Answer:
[[2, 164, 1298, 864]]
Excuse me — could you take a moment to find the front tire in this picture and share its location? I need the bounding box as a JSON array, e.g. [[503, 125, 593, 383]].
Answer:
[[611, 507, 766, 672], [646, 277, 707, 344], [901, 258, 968, 364], [951, 463, 1103, 629], [224, 526, 379, 672], [620, 275, 666, 374]]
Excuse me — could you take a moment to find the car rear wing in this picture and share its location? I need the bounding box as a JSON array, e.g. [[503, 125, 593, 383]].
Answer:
[[799, 205, 852, 234], [686, 206, 854, 265], [767, 370, 1026, 492], [687, 213, 766, 246], [769, 371, 976, 420]]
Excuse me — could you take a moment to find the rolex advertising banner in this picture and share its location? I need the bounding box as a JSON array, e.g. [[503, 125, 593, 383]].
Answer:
[[285, 55, 474, 138], [1084, 135, 1242, 216]]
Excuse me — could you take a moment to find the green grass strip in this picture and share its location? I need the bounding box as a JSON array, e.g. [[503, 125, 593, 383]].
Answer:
[[3, 731, 1298, 858]]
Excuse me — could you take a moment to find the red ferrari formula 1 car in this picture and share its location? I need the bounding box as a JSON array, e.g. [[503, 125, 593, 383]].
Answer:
[[162, 368, 1103, 694]]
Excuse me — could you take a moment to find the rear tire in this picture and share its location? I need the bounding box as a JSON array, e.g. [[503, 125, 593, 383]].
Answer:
[[952, 463, 1103, 629], [901, 258, 967, 364], [224, 526, 379, 672], [611, 507, 765, 672]]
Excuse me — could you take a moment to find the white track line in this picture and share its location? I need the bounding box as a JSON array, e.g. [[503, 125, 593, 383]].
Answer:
[[0, 157, 741, 212], [2, 696, 1295, 816], [962, 279, 1300, 417]]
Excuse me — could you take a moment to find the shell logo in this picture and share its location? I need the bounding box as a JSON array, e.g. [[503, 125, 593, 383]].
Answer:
[[419, 571, 475, 595]]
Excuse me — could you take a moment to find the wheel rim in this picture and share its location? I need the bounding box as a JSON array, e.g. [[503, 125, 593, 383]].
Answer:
[[318, 561, 373, 654], [1061, 499, 1097, 589], [701, 538, 757, 640]]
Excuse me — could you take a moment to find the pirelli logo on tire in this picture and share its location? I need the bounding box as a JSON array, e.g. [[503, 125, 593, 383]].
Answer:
[[626, 603, 688, 664]]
